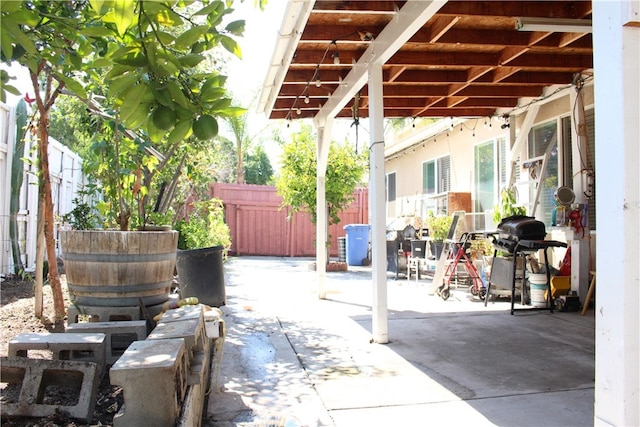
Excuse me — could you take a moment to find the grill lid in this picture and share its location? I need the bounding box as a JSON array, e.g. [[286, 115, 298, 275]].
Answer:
[[497, 215, 547, 241]]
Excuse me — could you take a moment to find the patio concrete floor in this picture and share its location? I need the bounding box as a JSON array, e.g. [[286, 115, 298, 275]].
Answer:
[[205, 256, 595, 427]]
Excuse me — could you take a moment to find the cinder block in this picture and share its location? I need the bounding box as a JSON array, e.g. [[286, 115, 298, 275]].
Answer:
[[157, 304, 204, 324], [110, 338, 188, 427], [66, 321, 148, 364], [8, 332, 106, 379], [148, 317, 207, 385], [0, 356, 99, 423], [67, 304, 140, 324]]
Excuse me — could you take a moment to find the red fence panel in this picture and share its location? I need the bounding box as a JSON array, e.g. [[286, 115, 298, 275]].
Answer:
[[210, 183, 369, 257]]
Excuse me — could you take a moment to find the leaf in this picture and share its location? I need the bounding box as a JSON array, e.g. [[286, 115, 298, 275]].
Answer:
[[113, 0, 135, 36], [167, 119, 193, 145], [145, 114, 165, 143], [153, 53, 180, 77], [178, 54, 205, 68], [105, 64, 134, 79], [9, 10, 40, 26], [119, 84, 148, 122], [0, 1, 22, 13], [194, 1, 224, 16], [107, 73, 139, 98], [174, 25, 209, 50], [167, 80, 188, 108], [111, 46, 147, 67], [3, 20, 36, 54], [88, 0, 106, 14], [80, 26, 114, 37], [220, 35, 241, 58], [1, 28, 14, 60], [225, 20, 245, 36], [59, 75, 87, 99], [155, 31, 176, 46], [155, 8, 183, 26], [201, 85, 225, 103]]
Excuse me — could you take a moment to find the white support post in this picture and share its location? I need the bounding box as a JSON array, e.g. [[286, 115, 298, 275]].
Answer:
[[368, 64, 388, 344], [593, 2, 640, 426], [315, 120, 332, 300]]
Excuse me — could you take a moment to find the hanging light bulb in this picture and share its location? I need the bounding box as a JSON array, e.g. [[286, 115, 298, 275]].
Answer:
[[332, 51, 340, 65], [304, 93, 310, 104], [296, 105, 301, 115]]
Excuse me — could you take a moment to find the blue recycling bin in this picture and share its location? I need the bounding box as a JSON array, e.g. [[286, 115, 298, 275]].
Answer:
[[343, 224, 371, 266]]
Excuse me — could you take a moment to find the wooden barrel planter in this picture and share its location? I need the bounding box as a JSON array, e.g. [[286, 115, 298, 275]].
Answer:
[[59, 230, 178, 307]]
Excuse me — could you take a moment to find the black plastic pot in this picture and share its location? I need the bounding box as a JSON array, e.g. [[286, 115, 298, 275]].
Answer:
[[175, 245, 226, 307]]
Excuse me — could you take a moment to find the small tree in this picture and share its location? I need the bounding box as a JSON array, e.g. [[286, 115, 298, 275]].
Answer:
[[276, 123, 367, 227]]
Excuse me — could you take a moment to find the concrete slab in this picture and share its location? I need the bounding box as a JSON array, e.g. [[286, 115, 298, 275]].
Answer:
[[204, 257, 595, 427]]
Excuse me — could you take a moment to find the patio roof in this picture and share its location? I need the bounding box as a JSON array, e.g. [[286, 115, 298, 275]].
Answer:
[[258, 0, 593, 122]]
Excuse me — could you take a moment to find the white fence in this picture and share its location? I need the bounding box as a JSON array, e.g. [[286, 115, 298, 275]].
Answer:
[[0, 102, 85, 276]]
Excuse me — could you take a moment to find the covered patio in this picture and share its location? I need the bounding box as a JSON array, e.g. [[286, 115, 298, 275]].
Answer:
[[257, 1, 639, 426]]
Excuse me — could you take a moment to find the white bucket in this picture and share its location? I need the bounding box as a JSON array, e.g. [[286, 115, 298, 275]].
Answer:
[[529, 273, 548, 308]]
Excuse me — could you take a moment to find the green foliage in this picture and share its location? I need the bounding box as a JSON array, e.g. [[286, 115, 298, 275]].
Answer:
[[276, 124, 367, 226], [244, 145, 274, 185], [493, 187, 527, 224], [175, 198, 231, 256], [427, 213, 453, 242], [61, 197, 102, 230], [1, 0, 248, 230]]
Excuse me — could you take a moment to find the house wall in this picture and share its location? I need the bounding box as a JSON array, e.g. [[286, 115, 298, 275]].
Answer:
[[385, 85, 595, 227]]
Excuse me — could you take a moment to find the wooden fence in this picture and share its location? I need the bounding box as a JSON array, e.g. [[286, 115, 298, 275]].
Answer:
[[210, 183, 369, 257]]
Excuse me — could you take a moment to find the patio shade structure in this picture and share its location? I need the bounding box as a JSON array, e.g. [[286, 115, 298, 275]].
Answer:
[[258, 0, 594, 342], [258, 1, 593, 121], [258, 3, 639, 425]]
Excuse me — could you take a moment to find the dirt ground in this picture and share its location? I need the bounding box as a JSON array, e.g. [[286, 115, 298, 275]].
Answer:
[[0, 274, 123, 427]]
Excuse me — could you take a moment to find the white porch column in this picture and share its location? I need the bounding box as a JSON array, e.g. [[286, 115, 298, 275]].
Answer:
[[368, 63, 388, 344], [316, 119, 333, 300], [593, 1, 639, 426]]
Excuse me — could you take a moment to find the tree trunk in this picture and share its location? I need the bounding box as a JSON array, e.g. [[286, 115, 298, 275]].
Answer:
[[34, 190, 45, 318], [31, 68, 65, 321], [36, 110, 65, 320], [236, 139, 244, 184]]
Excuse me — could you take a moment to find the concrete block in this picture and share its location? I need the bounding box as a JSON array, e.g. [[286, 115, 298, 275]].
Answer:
[[0, 356, 99, 422], [8, 332, 106, 379], [110, 338, 188, 427], [67, 304, 140, 324], [158, 304, 204, 323], [66, 320, 148, 364], [148, 317, 207, 385]]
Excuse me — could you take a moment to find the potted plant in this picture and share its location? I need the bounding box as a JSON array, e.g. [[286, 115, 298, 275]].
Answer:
[[174, 198, 232, 307], [427, 213, 453, 259], [493, 187, 527, 225]]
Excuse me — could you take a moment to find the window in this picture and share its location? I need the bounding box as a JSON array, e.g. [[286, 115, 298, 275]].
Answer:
[[528, 120, 559, 226], [474, 141, 496, 215], [422, 155, 450, 195], [386, 172, 396, 202]]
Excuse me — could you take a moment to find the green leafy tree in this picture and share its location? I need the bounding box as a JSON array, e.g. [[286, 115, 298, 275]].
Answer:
[[276, 123, 367, 226], [1, 0, 246, 319], [244, 145, 273, 185]]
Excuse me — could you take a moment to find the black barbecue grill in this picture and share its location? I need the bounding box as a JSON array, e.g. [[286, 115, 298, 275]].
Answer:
[[486, 215, 567, 314], [493, 215, 547, 253]]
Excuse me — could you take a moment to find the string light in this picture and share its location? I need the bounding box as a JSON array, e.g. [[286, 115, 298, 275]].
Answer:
[[288, 32, 374, 119]]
